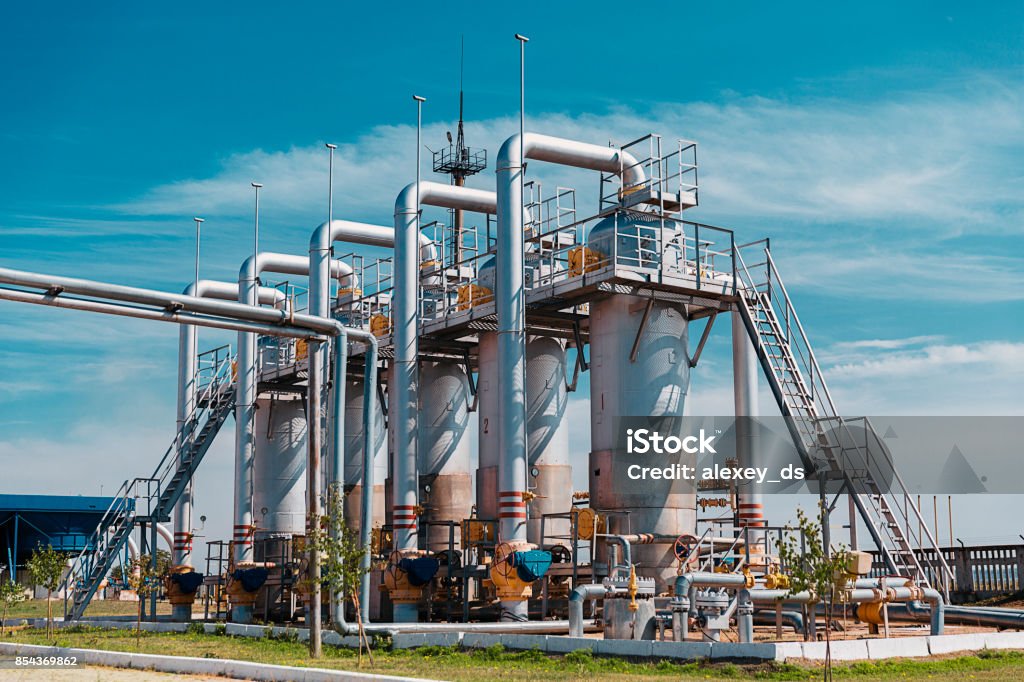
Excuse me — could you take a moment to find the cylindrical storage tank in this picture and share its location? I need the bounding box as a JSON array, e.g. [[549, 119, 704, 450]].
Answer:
[[525, 335, 571, 545], [343, 375, 388, 532], [475, 256, 573, 544], [587, 212, 695, 593], [253, 396, 307, 536], [418, 360, 474, 552]]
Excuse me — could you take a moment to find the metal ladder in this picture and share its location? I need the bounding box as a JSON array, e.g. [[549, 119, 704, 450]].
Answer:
[[62, 347, 236, 620], [733, 243, 953, 597]]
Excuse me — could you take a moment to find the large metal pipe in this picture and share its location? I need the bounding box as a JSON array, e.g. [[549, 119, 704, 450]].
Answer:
[[391, 181, 495, 622], [0, 267, 340, 331], [569, 583, 612, 637], [494, 133, 645, 551], [328, 326, 379, 623], [307, 219, 433, 548], [732, 313, 765, 564], [234, 253, 353, 563], [174, 280, 285, 567], [0, 287, 318, 339]]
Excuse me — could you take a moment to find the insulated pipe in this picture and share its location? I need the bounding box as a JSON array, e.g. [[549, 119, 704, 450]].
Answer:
[[753, 609, 806, 635], [307, 218, 434, 569], [0, 287, 319, 339], [891, 602, 1021, 631], [155, 523, 174, 554], [328, 324, 379, 624], [494, 133, 645, 556], [174, 280, 285, 567], [597, 533, 680, 577], [234, 252, 353, 563], [732, 313, 765, 562], [569, 583, 612, 637], [391, 181, 496, 623], [0, 267, 341, 331]]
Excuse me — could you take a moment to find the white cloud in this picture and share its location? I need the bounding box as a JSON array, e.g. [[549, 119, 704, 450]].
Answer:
[[776, 246, 1024, 303], [109, 74, 1023, 237], [827, 340, 1024, 380]]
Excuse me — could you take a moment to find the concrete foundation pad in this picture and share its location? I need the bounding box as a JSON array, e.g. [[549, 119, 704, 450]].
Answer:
[[928, 633, 990, 655], [594, 639, 654, 657], [866, 636, 930, 659], [392, 632, 463, 649], [801, 639, 869, 661], [983, 631, 1024, 650], [709, 642, 777, 660], [650, 640, 712, 659], [545, 636, 595, 654]]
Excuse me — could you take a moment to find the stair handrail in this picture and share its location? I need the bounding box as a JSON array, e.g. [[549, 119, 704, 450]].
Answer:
[[151, 348, 234, 505], [61, 477, 138, 618], [734, 243, 953, 594], [63, 347, 236, 618]]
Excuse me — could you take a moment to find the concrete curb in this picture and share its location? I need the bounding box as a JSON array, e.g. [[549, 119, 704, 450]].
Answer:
[[13, 618, 1024, 663], [0, 642, 427, 681]]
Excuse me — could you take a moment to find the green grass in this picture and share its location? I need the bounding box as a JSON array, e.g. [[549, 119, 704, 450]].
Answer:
[[2, 626, 1022, 681], [4, 598, 171, 620]]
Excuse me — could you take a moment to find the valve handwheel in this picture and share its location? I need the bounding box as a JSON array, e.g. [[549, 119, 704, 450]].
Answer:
[[492, 541, 518, 580], [673, 533, 699, 566]]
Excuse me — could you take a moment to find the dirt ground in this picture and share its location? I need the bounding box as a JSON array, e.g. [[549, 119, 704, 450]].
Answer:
[[4, 667, 226, 681]]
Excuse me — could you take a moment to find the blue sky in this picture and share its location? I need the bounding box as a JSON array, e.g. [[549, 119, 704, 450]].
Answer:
[[1, 2, 1022, 550]]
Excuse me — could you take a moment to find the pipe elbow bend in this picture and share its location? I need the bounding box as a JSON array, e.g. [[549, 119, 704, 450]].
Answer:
[[395, 183, 418, 216], [498, 134, 523, 169], [310, 221, 331, 253]]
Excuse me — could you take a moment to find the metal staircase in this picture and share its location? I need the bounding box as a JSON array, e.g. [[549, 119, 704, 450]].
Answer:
[[733, 242, 954, 597], [62, 346, 235, 620]]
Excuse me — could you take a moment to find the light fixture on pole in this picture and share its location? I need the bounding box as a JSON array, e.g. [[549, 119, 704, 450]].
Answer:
[[250, 182, 262, 278], [413, 95, 426, 240], [192, 217, 205, 285]]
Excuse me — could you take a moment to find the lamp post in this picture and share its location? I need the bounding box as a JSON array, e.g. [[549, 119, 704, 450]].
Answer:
[[193, 217, 205, 286], [251, 182, 263, 274]]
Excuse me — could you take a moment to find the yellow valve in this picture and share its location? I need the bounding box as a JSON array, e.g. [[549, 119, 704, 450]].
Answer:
[[742, 569, 755, 588], [295, 339, 308, 361], [764, 572, 791, 590], [521, 490, 538, 503], [628, 565, 639, 612], [382, 549, 429, 604], [568, 246, 605, 277], [489, 541, 535, 602], [618, 182, 646, 199], [455, 283, 493, 311], [573, 507, 604, 541], [370, 314, 391, 337]]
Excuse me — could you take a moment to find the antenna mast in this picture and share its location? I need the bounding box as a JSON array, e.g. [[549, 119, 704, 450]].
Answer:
[[432, 35, 486, 264]]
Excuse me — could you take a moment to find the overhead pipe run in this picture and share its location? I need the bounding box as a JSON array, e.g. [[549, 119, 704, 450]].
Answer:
[[390, 180, 496, 622], [174, 280, 285, 569], [307, 217, 442, 621], [494, 133, 647, 617], [0, 267, 342, 334], [0, 283, 318, 340], [233, 252, 354, 568]]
